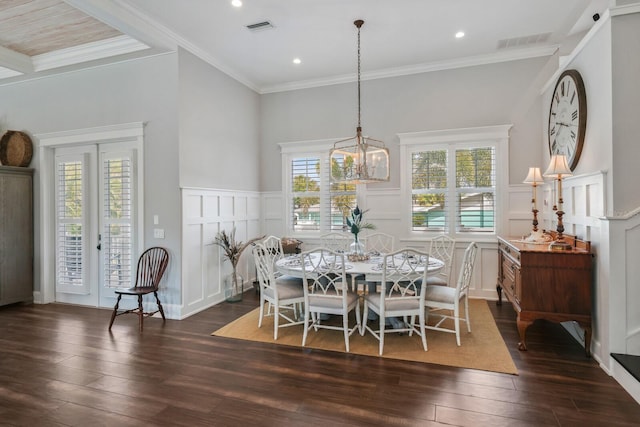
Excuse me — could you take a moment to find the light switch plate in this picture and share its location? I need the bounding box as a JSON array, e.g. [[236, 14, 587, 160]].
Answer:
[[153, 228, 165, 239]]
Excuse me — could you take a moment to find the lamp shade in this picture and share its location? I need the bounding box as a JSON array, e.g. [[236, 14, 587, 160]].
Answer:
[[544, 155, 573, 177], [523, 167, 544, 185]]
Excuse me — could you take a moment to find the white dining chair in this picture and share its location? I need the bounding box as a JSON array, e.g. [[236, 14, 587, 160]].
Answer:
[[427, 235, 456, 287], [320, 232, 352, 253], [364, 232, 395, 254], [253, 243, 305, 340], [361, 248, 429, 355], [424, 242, 478, 346], [300, 248, 361, 352], [260, 235, 304, 313]]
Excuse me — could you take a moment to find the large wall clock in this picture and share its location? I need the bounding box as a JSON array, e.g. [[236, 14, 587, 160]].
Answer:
[[548, 69, 587, 171]]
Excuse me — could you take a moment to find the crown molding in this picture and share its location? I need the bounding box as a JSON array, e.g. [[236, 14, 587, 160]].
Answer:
[[610, 2, 640, 17], [260, 46, 557, 94]]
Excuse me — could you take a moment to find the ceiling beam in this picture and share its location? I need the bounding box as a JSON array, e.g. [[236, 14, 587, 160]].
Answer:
[[62, 0, 177, 52], [0, 45, 34, 74]]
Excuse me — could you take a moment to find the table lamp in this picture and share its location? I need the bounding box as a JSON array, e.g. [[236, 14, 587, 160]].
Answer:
[[522, 167, 545, 242], [543, 155, 573, 250]]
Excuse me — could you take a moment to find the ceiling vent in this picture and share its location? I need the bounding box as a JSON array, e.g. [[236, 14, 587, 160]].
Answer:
[[246, 21, 274, 32], [497, 32, 551, 49]]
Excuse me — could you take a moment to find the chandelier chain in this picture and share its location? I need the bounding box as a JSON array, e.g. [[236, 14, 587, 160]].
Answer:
[[357, 21, 362, 129]]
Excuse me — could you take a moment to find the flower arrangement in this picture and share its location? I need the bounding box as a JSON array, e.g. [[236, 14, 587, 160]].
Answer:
[[213, 228, 263, 268], [346, 205, 375, 243], [214, 228, 264, 302]]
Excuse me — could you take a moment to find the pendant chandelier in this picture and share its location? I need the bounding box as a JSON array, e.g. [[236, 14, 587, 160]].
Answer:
[[330, 19, 390, 184]]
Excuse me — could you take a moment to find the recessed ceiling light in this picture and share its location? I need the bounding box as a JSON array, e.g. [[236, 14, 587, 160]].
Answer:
[[231, 0, 242, 7], [455, 31, 465, 38], [293, 58, 301, 65]]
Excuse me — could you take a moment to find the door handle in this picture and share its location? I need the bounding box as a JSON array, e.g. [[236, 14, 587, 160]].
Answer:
[[97, 243, 101, 250]]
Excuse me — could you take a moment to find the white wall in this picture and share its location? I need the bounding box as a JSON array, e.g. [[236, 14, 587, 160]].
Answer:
[[0, 53, 182, 307], [176, 48, 262, 317], [178, 49, 261, 191], [611, 12, 640, 214], [259, 57, 551, 192]]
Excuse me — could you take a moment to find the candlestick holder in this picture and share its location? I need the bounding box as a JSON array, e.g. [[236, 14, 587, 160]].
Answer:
[[543, 155, 573, 251]]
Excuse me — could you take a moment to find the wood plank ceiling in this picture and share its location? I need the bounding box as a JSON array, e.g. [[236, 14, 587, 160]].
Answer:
[[0, 0, 121, 56]]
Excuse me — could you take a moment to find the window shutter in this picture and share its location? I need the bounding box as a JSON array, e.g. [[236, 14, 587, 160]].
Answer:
[[455, 147, 495, 232], [291, 157, 321, 231], [101, 153, 134, 288], [55, 155, 88, 294], [411, 150, 448, 231]]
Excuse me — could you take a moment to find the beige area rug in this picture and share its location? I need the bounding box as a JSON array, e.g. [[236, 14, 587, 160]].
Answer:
[[213, 298, 518, 375]]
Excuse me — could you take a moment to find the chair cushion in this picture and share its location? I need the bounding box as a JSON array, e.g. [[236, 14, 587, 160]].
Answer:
[[426, 276, 449, 287], [364, 293, 419, 312], [308, 292, 358, 310], [276, 275, 303, 286], [424, 285, 455, 304], [264, 281, 304, 301]]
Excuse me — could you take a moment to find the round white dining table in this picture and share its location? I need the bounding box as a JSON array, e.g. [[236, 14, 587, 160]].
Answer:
[[275, 252, 444, 282]]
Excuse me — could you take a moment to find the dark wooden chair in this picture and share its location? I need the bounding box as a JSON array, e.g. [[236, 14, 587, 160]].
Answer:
[[108, 247, 169, 332]]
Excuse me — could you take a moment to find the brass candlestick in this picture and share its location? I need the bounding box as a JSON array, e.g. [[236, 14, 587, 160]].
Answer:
[[543, 155, 573, 251]]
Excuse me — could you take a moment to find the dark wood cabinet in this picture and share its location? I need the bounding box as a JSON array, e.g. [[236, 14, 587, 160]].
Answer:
[[496, 235, 593, 356], [0, 166, 34, 306]]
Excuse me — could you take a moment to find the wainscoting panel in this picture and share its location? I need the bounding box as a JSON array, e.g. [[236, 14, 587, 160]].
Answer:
[[605, 206, 640, 404], [181, 188, 261, 318], [261, 192, 285, 237], [540, 171, 605, 242]]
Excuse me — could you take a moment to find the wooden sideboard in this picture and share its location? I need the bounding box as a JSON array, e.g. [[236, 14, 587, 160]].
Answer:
[[496, 234, 593, 356]]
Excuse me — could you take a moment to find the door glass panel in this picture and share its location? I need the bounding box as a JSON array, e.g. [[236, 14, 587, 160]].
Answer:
[[101, 154, 135, 288], [55, 156, 88, 294]]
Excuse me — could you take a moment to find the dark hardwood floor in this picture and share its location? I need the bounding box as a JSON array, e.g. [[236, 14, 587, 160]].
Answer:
[[1, 292, 639, 426]]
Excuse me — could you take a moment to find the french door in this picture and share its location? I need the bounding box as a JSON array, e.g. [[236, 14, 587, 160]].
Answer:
[[53, 141, 141, 307]]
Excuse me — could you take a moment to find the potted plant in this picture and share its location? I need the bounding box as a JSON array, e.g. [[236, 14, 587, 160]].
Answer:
[[214, 228, 263, 302], [346, 206, 375, 255]]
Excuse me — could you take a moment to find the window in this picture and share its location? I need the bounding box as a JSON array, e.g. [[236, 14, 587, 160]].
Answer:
[[281, 140, 358, 233], [400, 125, 510, 237]]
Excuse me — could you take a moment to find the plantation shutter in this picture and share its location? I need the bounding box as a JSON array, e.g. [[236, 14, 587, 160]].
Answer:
[[55, 153, 89, 294], [100, 149, 136, 288], [455, 147, 495, 232], [411, 149, 448, 231], [291, 157, 321, 231]]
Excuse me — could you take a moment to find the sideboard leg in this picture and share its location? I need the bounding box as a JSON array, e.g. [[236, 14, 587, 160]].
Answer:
[[583, 325, 592, 358], [517, 318, 532, 351], [496, 282, 502, 306]]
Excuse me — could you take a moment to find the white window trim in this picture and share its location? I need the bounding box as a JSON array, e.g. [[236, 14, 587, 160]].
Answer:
[[398, 125, 511, 240], [36, 122, 145, 304], [279, 138, 364, 237]]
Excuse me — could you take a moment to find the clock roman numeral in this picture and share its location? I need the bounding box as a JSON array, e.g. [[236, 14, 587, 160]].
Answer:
[[571, 130, 576, 140], [570, 91, 576, 105], [572, 110, 578, 121]]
